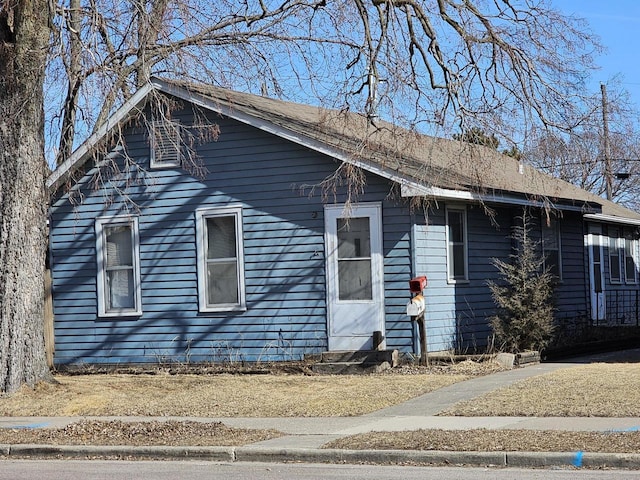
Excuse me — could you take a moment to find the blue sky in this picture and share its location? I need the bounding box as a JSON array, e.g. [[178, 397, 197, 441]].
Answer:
[[553, 0, 640, 107]]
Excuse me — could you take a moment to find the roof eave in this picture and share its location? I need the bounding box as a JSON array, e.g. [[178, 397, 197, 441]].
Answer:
[[583, 213, 640, 227], [401, 184, 602, 212], [46, 81, 157, 193]]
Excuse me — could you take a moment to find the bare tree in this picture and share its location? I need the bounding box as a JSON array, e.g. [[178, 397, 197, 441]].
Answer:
[[0, 0, 607, 392], [0, 0, 53, 393], [525, 82, 640, 211], [47, 0, 602, 167]]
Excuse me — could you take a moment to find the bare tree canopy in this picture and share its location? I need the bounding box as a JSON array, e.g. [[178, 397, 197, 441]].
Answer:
[[526, 81, 640, 212], [47, 0, 603, 166], [0, 0, 618, 392]]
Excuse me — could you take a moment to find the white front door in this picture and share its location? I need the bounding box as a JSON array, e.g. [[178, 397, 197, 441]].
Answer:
[[587, 223, 606, 322], [325, 204, 385, 350]]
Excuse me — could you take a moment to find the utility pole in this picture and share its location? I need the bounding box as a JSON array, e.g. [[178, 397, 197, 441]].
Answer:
[[601, 83, 613, 200]]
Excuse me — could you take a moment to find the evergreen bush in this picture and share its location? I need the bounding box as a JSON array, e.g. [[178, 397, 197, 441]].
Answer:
[[488, 212, 555, 353]]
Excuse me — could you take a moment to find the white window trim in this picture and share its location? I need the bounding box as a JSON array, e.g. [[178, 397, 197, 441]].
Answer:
[[149, 119, 182, 169], [445, 205, 469, 284], [95, 215, 142, 317], [195, 206, 246, 313]]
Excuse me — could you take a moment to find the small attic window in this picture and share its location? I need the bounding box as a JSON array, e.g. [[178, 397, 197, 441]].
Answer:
[[150, 119, 181, 168]]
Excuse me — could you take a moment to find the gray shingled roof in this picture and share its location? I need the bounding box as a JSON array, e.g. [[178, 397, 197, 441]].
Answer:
[[166, 79, 640, 220]]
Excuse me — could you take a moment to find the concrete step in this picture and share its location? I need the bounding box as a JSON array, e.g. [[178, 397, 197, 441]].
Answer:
[[317, 349, 399, 365], [309, 349, 399, 375]]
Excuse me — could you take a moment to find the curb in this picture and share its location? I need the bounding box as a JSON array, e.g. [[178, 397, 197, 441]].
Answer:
[[5, 444, 235, 461], [3, 444, 640, 469], [235, 447, 504, 466]]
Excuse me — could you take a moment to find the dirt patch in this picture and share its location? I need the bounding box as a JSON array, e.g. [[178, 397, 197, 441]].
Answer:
[[325, 429, 640, 453], [0, 420, 280, 446], [441, 363, 640, 417], [0, 360, 499, 418]]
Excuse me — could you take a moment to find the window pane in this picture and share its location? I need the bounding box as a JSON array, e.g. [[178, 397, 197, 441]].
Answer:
[[610, 254, 621, 281], [337, 218, 371, 259], [448, 211, 464, 243], [447, 209, 466, 280], [106, 226, 132, 267], [542, 218, 561, 279], [542, 219, 559, 249], [207, 261, 238, 304], [207, 216, 236, 259], [609, 230, 621, 282], [107, 269, 134, 309], [625, 256, 636, 282], [625, 238, 636, 282], [546, 251, 560, 278], [338, 259, 372, 300], [451, 244, 466, 278], [594, 261, 602, 292]]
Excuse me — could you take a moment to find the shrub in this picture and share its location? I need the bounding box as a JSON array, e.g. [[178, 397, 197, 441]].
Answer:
[[488, 212, 555, 352]]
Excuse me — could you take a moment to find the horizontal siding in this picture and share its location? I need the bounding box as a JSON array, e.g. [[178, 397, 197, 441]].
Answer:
[[382, 204, 413, 351], [50, 103, 414, 365], [553, 212, 589, 319], [51, 97, 597, 364], [413, 203, 593, 354]]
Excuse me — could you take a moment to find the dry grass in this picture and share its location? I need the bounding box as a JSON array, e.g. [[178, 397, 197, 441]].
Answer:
[[4, 360, 640, 453], [0, 370, 472, 418], [325, 429, 640, 453], [442, 363, 640, 417], [0, 420, 281, 447]]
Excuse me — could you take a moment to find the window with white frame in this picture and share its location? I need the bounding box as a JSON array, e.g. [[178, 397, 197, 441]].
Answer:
[[609, 227, 623, 283], [195, 206, 246, 312], [624, 229, 638, 283], [150, 119, 181, 168], [446, 207, 468, 282], [95, 216, 142, 317], [541, 215, 562, 280]]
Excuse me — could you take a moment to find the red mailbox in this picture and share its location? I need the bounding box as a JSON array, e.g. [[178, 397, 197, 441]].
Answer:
[[409, 276, 427, 293]]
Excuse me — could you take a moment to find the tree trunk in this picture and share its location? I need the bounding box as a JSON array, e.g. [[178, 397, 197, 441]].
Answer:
[[0, 0, 52, 393]]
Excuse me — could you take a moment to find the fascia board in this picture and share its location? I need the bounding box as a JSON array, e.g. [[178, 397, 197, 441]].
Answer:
[[401, 184, 595, 212], [583, 213, 640, 227]]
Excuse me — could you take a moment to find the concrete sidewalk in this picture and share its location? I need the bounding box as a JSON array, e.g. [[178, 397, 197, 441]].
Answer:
[[2, 349, 640, 469]]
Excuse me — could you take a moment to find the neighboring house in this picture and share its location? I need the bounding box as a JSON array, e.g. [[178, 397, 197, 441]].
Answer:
[[47, 78, 640, 366]]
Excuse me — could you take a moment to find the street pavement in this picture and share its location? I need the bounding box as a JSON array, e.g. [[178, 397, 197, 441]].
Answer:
[[2, 348, 640, 469]]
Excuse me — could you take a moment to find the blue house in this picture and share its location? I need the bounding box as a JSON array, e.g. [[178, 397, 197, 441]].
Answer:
[[47, 78, 640, 366]]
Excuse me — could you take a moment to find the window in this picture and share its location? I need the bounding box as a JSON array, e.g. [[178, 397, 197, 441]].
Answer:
[[609, 227, 623, 283], [96, 216, 142, 317], [150, 119, 181, 168], [446, 207, 468, 282], [196, 206, 246, 312], [337, 217, 372, 300], [541, 216, 562, 280], [624, 230, 638, 283], [608, 227, 638, 284]]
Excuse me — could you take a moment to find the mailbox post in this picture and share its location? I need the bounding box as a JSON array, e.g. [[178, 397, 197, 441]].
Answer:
[[407, 276, 428, 366]]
